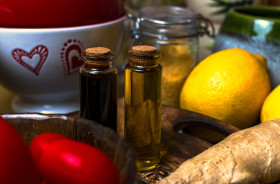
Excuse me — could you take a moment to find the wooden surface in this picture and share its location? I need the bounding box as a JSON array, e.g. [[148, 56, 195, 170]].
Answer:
[[117, 99, 239, 184], [1, 98, 242, 184]]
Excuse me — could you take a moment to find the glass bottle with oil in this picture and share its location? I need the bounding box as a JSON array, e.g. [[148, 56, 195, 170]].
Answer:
[[79, 47, 118, 131], [125, 45, 162, 171]]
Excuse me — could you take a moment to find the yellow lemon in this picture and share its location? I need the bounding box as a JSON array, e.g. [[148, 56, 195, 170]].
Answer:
[[180, 48, 271, 129], [261, 85, 280, 123]]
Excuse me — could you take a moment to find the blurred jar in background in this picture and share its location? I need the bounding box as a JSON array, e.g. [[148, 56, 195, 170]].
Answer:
[[128, 6, 214, 107], [117, 0, 186, 98]]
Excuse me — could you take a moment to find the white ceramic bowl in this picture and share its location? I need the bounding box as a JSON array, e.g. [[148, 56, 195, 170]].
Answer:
[[0, 16, 126, 114]]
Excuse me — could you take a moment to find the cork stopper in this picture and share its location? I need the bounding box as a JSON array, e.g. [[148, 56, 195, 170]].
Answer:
[[85, 47, 113, 59], [83, 47, 114, 69], [128, 45, 160, 66]]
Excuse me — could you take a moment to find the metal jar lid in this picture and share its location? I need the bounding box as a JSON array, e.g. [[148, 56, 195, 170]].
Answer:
[[128, 6, 215, 40]]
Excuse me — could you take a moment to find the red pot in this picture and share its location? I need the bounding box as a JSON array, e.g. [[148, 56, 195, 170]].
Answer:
[[0, 0, 125, 28]]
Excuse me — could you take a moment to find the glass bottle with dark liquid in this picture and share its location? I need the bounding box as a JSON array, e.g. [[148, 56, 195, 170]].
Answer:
[[80, 47, 118, 131], [125, 45, 162, 171]]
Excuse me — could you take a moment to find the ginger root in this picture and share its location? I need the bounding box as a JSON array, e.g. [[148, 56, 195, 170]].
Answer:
[[158, 119, 280, 184]]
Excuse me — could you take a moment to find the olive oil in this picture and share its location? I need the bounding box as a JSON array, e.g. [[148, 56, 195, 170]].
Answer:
[[124, 45, 162, 171]]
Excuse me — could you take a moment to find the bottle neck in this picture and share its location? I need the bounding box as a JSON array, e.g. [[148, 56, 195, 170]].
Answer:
[[82, 55, 112, 69], [129, 56, 158, 67], [128, 48, 160, 67], [84, 60, 112, 69]]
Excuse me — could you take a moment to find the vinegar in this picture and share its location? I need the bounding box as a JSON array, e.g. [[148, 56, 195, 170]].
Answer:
[[79, 47, 118, 131], [80, 70, 117, 131]]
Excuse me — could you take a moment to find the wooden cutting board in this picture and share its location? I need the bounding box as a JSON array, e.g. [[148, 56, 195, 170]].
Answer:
[[117, 99, 239, 184]]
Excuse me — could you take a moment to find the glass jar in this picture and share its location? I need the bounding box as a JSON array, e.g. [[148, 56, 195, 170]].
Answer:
[[128, 6, 214, 107]]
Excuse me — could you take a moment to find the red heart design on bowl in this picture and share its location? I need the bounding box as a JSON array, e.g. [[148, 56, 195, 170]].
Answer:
[[60, 39, 84, 76], [12, 45, 49, 76]]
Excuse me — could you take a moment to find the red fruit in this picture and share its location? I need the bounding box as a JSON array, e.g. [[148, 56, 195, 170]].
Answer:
[[39, 139, 119, 184], [30, 132, 67, 168], [0, 116, 41, 184]]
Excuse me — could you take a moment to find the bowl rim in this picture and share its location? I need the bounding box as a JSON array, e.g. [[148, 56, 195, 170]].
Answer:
[[220, 5, 280, 43], [233, 5, 280, 21], [0, 15, 126, 32]]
